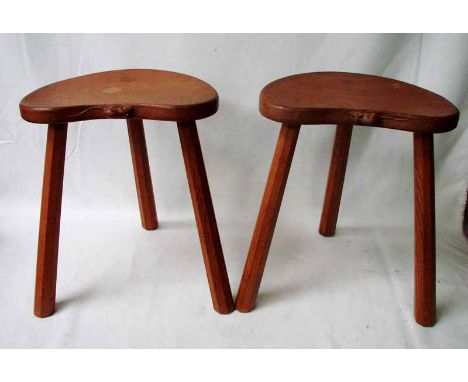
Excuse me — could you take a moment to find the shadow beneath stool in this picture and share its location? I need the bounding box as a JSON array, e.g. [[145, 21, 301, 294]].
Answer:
[[334, 224, 410, 237], [437, 298, 457, 323], [332, 225, 371, 236], [256, 282, 311, 310], [157, 219, 194, 231], [55, 287, 98, 313], [248, 227, 313, 310]]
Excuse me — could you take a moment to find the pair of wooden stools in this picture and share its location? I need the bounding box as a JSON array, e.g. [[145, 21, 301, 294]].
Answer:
[[20, 69, 459, 326]]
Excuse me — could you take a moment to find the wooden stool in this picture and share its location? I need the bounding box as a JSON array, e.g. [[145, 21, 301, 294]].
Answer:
[[236, 72, 459, 326], [20, 69, 234, 317]]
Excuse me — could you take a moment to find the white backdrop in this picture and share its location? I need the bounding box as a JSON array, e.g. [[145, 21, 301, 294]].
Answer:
[[1, 34, 467, 348]]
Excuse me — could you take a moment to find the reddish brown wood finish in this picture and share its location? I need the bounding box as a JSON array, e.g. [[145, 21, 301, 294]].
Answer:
[[178, 121, 234, 314], [22, 70, 232, 317], [236, 124, 300, 312], [414, 132, 436, 326], [20, 69, 219, 124], [35, 123, 68, 318], [260, 72, 459, 133], [237, 72, 459, 326], [319, 124, 353, 236], [127, 119, 158, 230]]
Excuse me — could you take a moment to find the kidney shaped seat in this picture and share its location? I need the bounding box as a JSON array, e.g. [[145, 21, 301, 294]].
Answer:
[[236, 71, 460, 327], [260, 72, 459, 133], [20, 69, 219, 124], [19, 69, 233, 318]]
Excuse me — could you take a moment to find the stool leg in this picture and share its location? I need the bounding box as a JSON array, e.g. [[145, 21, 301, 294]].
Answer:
[[127, 119, 158, 230], [35, 123, 68, 318], [414, 132, 436, 326], [177, 121, 234, 314], [319, 124, 353, 237], [236, 124, 301, 312]]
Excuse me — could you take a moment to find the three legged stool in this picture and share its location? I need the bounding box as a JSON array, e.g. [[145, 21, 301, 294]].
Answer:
[[236, 72, 459, 326], [20, 69, 234, 317]]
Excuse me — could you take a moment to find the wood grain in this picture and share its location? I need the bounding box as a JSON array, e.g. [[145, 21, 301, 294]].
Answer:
[[20, 69, 219, 124], [178, 121, 234, 314], [260, 72, 459, 133], [127, 119, 158, 230], [242, 72, 459, 325], [35, 123, 68, 318], [319, 124, 353, 236], [414, 132, 436, 327], [22, 70, 230, 316], [236, 124, 300, 312]]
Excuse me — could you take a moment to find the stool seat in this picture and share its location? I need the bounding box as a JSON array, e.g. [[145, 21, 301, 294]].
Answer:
[[21, 69, 234, 317], [260, 72, 459, 133], [20, 69, 219, 124], [238, 71, 461, 326]]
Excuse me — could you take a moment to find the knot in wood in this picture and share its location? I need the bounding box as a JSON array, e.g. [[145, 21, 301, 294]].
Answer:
[[349, 111, 379, 125], [103, 105, 133, 118]]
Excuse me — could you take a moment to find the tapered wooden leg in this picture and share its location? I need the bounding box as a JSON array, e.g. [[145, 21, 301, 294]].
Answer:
[[127, 119, 158, 230], [177, 121, 234, 314], [35, 123, 68, 318], [319, 124, 353, 237], [414, 132, 436, 326], [236, 124, 301, 312]]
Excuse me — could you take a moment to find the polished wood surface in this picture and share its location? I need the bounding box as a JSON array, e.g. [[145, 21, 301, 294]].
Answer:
[[35, 123, 68, 318], [414, 132, 436, 326], [23, 70, 232, 316], [319, 124, 353, 236], [238, 71, 458, 326], [127, 119, 158, 230], [260, 72, 459, 133], [20, 69, 219, 123], [236, 124, 300, 312], [178, 121, 234, 314]]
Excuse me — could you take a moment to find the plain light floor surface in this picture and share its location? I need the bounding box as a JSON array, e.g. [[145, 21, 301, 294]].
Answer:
[[2, 33, 468, 348], [1, 205, 467, 348]]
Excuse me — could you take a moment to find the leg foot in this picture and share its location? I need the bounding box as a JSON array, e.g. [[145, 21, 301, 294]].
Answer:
[[127, 119, 158, 230], [319, 124, 353, 237], [414, 132, 436, 326], [35, 123, 68, 318], [236, 124, 300, 312], [177, 121, 234, 314]]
